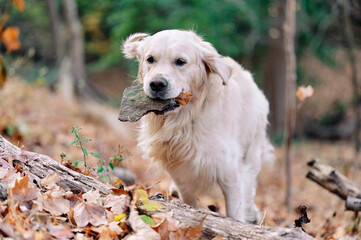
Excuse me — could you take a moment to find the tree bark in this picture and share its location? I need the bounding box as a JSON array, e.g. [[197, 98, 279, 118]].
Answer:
[[306, 158, 361, 200], [264, 0, 286, 137], [283, 0, 297, 214], [0, 135, 315, 239]]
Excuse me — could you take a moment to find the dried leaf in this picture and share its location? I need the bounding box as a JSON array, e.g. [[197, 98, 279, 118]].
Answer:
[[11, 175, 39, 202], [40, 173, 61, 190], [296, 85, 314, 102], [127, 209, 161, 240], [103, 194, 129, 214], [47, 223, 74, 240], [2, 27, 21, 53], [73, 201, 108, 227], [82, 189, 101, 204], [171, 215, 206, 240], [93, 221, 124, 239], [41, 192, 70, 216], [11, 0, 25, 11], [212, 234, 224, 240], [294, 205, 311, 232], [175, 91, 192, 106]]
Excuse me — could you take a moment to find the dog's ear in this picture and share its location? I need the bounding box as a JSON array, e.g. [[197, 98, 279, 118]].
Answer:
[[122, 33, 149, 59], [199, 41, 232, 85]]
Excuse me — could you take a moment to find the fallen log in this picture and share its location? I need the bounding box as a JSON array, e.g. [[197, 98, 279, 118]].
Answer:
[[306, 158, 361, 200], [0, 135, 315, 239], [0, 135, 113, 196], [146, 194, 315, 240], [306, 158, 361, 212]]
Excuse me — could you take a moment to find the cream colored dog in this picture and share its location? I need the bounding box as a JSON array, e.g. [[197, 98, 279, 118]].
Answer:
[[123, 30, 274, 224]]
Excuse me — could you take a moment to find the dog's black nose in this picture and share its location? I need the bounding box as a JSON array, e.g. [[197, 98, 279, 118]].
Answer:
[[150, 78, 168, 93]]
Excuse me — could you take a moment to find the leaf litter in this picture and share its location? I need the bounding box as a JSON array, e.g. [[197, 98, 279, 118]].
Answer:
[[0, 168, 209, 239]]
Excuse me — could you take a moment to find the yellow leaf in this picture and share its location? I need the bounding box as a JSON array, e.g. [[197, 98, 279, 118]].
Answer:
[[135, 189, 148, 201], [114, 213, 126, 222], [2, 27, 21, 53], [140, 199, 164, 211], [12, 0, 25, 11]]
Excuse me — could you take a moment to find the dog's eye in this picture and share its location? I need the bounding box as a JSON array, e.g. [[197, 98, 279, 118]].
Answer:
[[175, 58, 186, 66], [147, 56, 155, 64]]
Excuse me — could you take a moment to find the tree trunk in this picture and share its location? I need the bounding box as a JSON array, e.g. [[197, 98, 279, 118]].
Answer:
[[0, 135, 315, 240], [63, 0, 87, 96], [283, 0, 297, 214], [47, 0, 64, 65], [343, 0, 360, 153], [264, 0, 286, 137]]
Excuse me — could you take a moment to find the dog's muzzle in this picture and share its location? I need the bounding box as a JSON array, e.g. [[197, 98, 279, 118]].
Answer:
[[149, 75, 169, 98]]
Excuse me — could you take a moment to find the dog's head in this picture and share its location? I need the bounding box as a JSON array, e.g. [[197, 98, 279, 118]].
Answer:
[[122, 30, 231, 100]]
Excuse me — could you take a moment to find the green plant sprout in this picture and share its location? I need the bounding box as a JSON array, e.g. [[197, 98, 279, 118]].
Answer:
[[70, 126, 93, 168], [70, 126, 126, 183]]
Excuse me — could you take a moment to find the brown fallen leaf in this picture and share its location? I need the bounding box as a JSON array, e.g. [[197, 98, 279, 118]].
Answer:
[[92, 221, 124, 239], [40, 173, 61, 190], [73, 201, 108, 227], [82, 189, 101, 205], [103, 194, 130, 215], [212, 234, 224, 240], [294, 205, 311, 232], [0, 168, 21, 188], [41, 192, 70, 216], [10, 175, 39, 202], [170, 215, 207, 240], [47, 223, 74, 240]]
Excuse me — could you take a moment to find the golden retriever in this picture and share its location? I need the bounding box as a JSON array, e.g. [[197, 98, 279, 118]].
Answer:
[[122, 30, 274, 223]]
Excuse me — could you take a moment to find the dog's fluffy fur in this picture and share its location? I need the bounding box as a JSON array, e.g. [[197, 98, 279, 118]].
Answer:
[[123, 30, 274, 223]]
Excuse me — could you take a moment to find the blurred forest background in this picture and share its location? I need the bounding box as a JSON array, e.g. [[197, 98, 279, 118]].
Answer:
[[2, 0, 361, 140], [1, 0, 361, 238]]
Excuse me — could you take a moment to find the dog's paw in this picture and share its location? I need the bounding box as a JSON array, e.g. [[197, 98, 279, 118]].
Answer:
[[245, 205, 263, 224]]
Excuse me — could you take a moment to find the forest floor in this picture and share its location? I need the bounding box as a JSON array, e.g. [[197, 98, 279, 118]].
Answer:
[[1, 78, 360, 239]]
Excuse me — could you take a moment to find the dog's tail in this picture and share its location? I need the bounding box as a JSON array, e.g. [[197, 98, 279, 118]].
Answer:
[[262, 139, 275, 164]]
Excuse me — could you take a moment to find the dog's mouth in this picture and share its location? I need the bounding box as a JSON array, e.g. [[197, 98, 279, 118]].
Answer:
[[118, 85, 192, 122], [153, 91, 192, 114]]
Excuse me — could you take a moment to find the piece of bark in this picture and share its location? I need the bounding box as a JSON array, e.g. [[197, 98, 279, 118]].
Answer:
[[306, 158, 361, 200], [142, 194, 315, 240], [118, 85, 179, 122], [0, 135, 113, 196]]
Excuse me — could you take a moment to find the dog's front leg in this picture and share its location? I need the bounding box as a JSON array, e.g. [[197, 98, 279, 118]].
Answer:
[[219, 163, 262, 224], [219, 178, 246, 222], [168, 171, 199, 208]]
